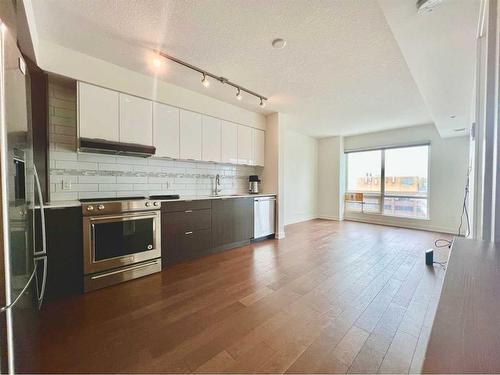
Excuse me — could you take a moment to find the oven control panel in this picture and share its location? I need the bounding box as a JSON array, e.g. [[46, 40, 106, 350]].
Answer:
[[82, 199, 160, 216]]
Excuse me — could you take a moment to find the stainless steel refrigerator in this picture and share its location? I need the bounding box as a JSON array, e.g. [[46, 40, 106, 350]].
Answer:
[[0, 2, 47, 372]]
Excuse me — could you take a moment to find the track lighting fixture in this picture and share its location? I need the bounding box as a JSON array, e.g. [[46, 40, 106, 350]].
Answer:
[[201, 73, 210, 88], [152, 58, 161, 68], [154, 50, 267, 108]]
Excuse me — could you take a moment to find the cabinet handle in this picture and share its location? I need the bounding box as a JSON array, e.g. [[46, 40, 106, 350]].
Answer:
[[185, 231, 193, 235], [185, 210, 192, 213]]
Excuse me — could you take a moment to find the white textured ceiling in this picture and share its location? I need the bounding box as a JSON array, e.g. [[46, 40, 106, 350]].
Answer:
[[28, 0, 476, 137], [378, 0, 481, 138]]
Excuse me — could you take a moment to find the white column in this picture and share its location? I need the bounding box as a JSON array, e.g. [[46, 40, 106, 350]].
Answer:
[[318, 136, 345, 221], [262, 113, 286, 238]]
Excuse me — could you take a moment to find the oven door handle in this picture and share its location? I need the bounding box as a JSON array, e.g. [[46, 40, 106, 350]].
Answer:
[[88, 212, 159, 222]]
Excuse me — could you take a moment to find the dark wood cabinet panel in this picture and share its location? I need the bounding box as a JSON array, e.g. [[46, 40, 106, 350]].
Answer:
[[161, 205, 212, 266], [162, 229, 211, 265], [211, 198, 254, 249], [42, 207, 83, 302], [25, 57, 49, 202], [160, 198, 255, 267], [162, 209, 211, 235], [161, 199, 211, 213]]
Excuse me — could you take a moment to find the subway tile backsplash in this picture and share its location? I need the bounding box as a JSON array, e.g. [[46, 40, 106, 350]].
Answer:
[[48, 77, 261, 202]]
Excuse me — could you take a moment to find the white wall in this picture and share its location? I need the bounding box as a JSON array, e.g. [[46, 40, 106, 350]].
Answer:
[[343, 124, 470, 234], [318, 136, 345, 220], [284, 129, 318, 225]]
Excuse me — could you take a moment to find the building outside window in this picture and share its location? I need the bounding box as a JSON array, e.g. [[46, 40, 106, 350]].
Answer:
[[345, 144, 429, 219]]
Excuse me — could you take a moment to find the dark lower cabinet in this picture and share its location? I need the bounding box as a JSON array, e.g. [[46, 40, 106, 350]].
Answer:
[[162, 199, 211, 213], [39, 207, 83, 303], [211, 198, 254, 250], [161, 201, 212, 266], [162, 209, 211, 234], [162, 227, 212, 264], [161, 197, 255, 267]]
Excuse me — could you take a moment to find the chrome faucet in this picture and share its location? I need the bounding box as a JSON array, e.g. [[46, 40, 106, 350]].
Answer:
[[214, 174, 222, 196]]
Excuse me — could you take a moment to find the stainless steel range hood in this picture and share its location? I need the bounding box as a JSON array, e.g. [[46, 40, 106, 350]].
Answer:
[[79, 138, 156, 157]]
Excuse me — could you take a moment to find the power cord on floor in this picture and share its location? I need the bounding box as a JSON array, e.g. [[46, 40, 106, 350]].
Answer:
[[457, 167, 471, 238], [434, 239, 452, 248], [430, 167, 471, 268]]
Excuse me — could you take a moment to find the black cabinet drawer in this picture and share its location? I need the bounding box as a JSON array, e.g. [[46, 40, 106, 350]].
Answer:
[[161, 209, 211, 235], [161, 199, 211, 213], [162, 228, 211, 264]]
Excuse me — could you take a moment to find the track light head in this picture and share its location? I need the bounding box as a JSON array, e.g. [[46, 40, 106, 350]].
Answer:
[[152, 57, 162, 68], [259, 98, 266, 108], [236, 88, 243, 101], [201, 74, 210, 88]]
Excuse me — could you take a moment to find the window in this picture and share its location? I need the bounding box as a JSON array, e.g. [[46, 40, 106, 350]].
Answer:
[[345, 145, 429, 219], [345, 150, 382, 213]]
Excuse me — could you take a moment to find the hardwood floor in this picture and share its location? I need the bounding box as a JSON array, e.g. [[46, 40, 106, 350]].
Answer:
[[33, 220, 450, 373]]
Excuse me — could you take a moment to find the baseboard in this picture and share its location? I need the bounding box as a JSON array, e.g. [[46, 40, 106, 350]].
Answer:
[[317, 215, 343, 221], [275, 231, 286, 239], [251, 234, 275, 242], [344, 215, 457, 235], [285, 214, 318, 225]]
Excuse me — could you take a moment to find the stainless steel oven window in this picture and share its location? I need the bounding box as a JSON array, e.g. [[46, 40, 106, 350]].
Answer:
[[90, 213, 157, 263]]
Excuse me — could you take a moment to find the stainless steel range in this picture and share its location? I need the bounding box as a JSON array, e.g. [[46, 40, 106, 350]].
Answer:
[[81, 197, 161, 292]]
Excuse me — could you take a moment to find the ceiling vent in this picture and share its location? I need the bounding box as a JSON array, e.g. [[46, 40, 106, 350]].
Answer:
[[417, 0, 442, 13]]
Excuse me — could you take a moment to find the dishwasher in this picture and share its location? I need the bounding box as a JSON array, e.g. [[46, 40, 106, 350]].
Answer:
[[253, 196, 276, 239]]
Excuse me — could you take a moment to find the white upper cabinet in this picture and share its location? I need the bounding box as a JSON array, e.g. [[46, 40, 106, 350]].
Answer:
[[237, 125, 253, 165], [119, 93, 153, 146], [202, 116, 221, 163], [179, 109, 202, 160], [153, 102, 180, 158], [252, 129, 265, 166], [78, 82, 265, 164], [78, 82, 119, 142], [221, 121, 238, 164]]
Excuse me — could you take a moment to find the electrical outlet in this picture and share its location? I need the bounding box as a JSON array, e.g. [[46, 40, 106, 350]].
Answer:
[[61, 179, 72, 190]]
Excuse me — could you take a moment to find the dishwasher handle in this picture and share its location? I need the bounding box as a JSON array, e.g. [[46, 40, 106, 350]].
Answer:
[[254, 197, 276, 202]]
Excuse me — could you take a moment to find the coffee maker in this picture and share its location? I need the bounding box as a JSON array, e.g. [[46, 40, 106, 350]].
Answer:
[[249, 175, 260, 194]]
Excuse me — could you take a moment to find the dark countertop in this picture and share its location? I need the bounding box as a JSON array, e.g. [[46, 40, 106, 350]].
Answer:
[[43, 193, 277, 209], [422, 237, 500, 373]]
